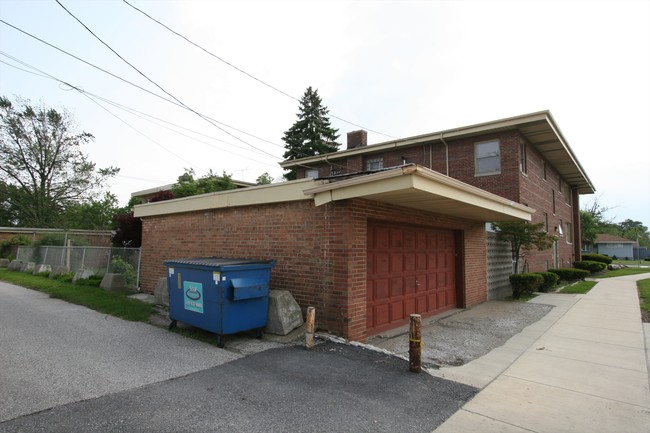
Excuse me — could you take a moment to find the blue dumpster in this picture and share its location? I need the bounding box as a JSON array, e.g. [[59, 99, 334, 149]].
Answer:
[[164, 257, 276, 348]]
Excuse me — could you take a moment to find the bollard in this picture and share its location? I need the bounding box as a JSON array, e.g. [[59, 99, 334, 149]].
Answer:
[[305, 306, 315, 350], [409, 314, 422, 373]]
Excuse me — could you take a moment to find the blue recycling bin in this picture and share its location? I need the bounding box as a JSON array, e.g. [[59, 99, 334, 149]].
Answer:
[[164, 258, 276, 348]]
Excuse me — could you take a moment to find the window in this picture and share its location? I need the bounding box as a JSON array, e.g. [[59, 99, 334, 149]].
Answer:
[[543, 213, 549, 232], [519, 141, 527, 174], [566, 222, 572, 243], [305, 169, 319, 178], [366, 157, 383, 171], [542, 161, 547, 180], [552, 190, 556, 215], [475, 140, 500, 175]]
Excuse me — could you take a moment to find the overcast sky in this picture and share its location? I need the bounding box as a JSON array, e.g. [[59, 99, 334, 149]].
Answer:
[[1, 0, 648, 228]]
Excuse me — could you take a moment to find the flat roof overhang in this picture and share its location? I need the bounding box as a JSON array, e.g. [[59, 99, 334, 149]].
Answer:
[[282, 111, 595, 195], [304, 165, 534, 222]]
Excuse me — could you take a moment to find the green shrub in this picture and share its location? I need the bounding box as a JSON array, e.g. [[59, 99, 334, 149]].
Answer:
[[74, 275, 104, 287], [36, 271, 51, 278], [573, 260, 607, 273], [52, 271, 74, 283], [645, 258, 650, 262], [581, 253, 612, 265], [109, 256, 137, 287], [509, 273, 544, 299], [548, 268, 590, 282], [537, 272, 560, 292]]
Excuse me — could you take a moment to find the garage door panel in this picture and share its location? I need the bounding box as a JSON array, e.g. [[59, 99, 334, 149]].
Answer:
[[367, 222, 458, 335]]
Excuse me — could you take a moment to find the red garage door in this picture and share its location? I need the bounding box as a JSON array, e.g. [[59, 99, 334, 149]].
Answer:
[[367, 222, 458, 335]]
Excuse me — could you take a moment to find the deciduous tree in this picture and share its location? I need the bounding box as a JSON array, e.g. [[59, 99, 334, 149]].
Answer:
[[0, 96, 118, 227]]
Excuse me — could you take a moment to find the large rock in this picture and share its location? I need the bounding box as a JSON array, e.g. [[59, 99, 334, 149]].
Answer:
[[33, 264, 52, 275], [21, 262, 35, 273], [7, 260, 23, 271], [49, 265, 70, 278], [154, 277, 169, 307], [73, 268, 96, 283], [0, 258, 9, 268], [265, 290, 304, 336], [100, 273, 129, 292]]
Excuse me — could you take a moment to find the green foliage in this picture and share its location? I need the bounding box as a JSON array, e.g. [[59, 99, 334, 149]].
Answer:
[[36, 271, 50, 278], [171, 168, 237, 198], [51, 271, 74, 283], [537, 272, 560, 292], [110, 256, 137, 287], [573, 260, 607, 273], [492, 221, 556, 274], [0, 234, 31, 258], [548, 268, 590, 282], [0, 96, 119, 227], [256, 172, 274, 185], [0, 268, 153, 321], [559, 281, 597, 294], [509, 273, 544, 299], [638, 279, 650, 319], [62, 192, 120, 230], [74, 274, 103, 287], [581, 253, 613, 264], [592, 267, 650, 278], [282, 86, 340, 180]]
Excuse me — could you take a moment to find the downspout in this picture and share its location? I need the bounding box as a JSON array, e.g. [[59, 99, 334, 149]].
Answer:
[[572, 187, 581, 261], [440, 134, 449, 176]]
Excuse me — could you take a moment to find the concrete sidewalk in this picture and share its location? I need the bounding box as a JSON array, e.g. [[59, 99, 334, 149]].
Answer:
[[432, 275, 650, 433]]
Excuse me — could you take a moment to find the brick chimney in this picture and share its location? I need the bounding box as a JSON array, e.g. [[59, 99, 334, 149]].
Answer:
[[347, 130, 368, 149]]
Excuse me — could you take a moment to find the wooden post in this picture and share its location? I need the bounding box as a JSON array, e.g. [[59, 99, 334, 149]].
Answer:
[[409, 314, 422, 373], [305, 307, 315, 350]]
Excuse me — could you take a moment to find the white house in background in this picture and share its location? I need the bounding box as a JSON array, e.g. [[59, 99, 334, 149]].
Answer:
[[594, 234, 636, 259]]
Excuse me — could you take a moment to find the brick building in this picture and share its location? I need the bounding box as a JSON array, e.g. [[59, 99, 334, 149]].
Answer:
[[134, 111, 594, 341]]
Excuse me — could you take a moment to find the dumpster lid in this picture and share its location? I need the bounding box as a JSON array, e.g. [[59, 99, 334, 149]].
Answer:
[[163, 257, 275, 268]]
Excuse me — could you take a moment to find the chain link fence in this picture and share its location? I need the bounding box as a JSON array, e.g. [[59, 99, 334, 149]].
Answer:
[[16, 246, 141, 288]]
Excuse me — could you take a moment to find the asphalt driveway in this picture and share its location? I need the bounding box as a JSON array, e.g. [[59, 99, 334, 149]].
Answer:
[[0, 281, 477, 432]]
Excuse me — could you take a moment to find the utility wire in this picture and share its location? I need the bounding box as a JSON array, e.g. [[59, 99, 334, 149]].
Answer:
[[55, 0, 279, 160], [0, 18, 284, 150], [0, 18, 352, 172], [121, 0, 398, 139], [0, 52, 279, 169]]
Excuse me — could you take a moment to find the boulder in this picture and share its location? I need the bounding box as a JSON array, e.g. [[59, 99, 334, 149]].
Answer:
[[0, 258, 9, 268], [100, 273, 129, 292], [154, 277, 169, 307], [7, 260, 23, 271], [73, 268, 96, 283], [265, 290, 304, 336], [21, 262, 35, 273], [33, 264, 52, 275], [49, 265, 70, 278]]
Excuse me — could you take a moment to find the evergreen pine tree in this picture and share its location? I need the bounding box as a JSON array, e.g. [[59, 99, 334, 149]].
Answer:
[[282, 87, 340, 180]]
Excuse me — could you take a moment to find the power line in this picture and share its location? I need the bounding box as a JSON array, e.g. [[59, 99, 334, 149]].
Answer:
[[0, 18, 351, 173], [121, 0, 398, 139], [0, 52, 279, 170], [0, 18, 285, 151], [55, 0, 280, 160]]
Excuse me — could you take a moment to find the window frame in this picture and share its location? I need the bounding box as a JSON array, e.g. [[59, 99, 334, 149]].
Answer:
[[366, 157, 384, 171], [474, 139, 501, 176]]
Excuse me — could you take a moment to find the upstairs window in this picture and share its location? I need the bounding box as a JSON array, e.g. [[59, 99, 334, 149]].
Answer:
[[475, 139, 500, 176], [305, 169, 319, 178], [366, 157, 383, 171], [519, 141, 527, 174]]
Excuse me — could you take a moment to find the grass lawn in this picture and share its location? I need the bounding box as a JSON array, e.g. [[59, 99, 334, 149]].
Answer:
[[638, 278, 650, 322], [593, 267, 650, 278], [0, 268, 155, 322], [559, 281, 597, 294]]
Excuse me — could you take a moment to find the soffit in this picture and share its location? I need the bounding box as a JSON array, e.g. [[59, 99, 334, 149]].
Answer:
[[304, 165, 534, 222]]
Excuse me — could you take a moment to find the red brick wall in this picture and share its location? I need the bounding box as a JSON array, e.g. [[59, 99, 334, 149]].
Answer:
[[139, 199, 486, 342], [297, 129, 579, 272]]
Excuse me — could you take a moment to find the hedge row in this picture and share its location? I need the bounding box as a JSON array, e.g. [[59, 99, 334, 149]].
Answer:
[[573, 260, 607, 273], [580, 253, 613, 265], [509, 267, 588, 299]]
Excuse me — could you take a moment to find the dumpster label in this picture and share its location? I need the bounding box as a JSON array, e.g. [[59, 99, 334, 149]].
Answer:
[[213, 272, 220, 284], [183, 281, 204, 313]]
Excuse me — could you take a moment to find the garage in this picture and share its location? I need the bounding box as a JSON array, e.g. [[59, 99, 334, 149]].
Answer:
[[367, 221, 458, 334]]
